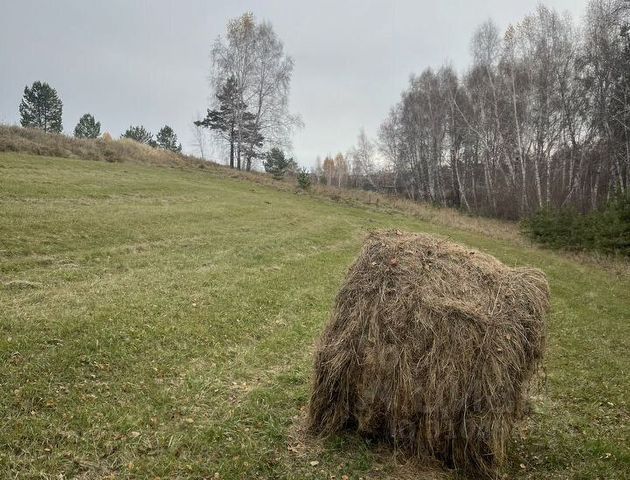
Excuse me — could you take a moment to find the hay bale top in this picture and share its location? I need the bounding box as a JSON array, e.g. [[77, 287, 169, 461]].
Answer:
[[342, 230, 549, 325]]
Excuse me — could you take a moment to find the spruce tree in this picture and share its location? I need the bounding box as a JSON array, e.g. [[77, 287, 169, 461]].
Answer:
[[296, 168, 312, 190], [156, 125, 182, 152], [74, 113, 101, 139], [19, 81, 63, 133]]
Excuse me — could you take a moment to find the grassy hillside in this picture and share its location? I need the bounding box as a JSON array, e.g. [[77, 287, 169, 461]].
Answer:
[[0, 124, 205, 167], [1, 153, 628, 479]]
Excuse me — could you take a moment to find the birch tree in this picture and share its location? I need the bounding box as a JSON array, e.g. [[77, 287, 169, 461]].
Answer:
[[374, 1, 630, 218], [209, 13, 300, 170]]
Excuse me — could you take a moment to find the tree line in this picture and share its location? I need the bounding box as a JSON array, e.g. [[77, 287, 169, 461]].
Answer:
[[18, 80, 184, 152], [313, 0, 630, 220], [383, 0, 630, 218], [312, 129, 377, 190]]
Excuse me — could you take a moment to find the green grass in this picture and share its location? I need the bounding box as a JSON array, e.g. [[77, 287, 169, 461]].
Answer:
[[1, 153, 628, 479]]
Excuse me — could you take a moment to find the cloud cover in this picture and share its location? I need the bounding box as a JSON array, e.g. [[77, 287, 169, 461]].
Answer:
[[0, 0, 588, 167]]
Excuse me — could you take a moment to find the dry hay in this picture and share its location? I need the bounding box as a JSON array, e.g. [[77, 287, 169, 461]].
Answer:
[[308, 230, 550, 477]]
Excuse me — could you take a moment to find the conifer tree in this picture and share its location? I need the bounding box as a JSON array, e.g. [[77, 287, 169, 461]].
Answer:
[[19, 81, 63, 133], [156, 125, 182, 152], [121, 125, 154, 145], [195, 76, 263, 169], [263, 147, 294, 179], [74, 113, 101, 139]]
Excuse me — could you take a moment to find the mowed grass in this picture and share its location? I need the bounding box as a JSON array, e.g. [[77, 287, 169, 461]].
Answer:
[[0, 153, 628, 480]]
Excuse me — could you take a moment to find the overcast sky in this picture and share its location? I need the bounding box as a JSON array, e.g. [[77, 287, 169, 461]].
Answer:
[[0, 0, 589, 167]]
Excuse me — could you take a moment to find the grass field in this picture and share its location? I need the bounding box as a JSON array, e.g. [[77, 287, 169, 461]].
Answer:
[[1, 153, 629, 479]]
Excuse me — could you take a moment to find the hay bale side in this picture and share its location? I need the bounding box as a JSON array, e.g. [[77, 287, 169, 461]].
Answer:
[[308, 230, 549, 477]]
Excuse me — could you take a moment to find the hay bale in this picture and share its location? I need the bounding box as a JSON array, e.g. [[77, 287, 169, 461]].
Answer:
[[308, 230, 549, 477]]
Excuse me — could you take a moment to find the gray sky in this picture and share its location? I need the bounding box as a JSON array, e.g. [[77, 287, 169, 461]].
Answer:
[[0, 0, 589, 167]]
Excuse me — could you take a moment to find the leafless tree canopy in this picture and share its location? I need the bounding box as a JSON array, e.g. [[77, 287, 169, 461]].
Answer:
[[329, 0, 630, 219]]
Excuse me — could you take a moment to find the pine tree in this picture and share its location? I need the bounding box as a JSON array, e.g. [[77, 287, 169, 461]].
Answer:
[[195, 76, 264, 169], [263, 147, 293, 180], [121, 125, 154, 145], [156, 125, 182, 152], [19, 81, 63, 133], [240, 112, 264, 161], [74, 113, 101, 139], [195, 77, 242, 168]]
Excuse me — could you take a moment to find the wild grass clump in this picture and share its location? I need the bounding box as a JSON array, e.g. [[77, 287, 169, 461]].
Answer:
[[309, 230, 550, 478]]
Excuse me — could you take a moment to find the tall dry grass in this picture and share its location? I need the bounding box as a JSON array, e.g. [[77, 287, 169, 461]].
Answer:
[[0, 125, 204, 168]]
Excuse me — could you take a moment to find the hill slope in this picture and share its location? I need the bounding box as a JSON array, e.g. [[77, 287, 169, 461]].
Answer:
[[1, 153, 628, 479]]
